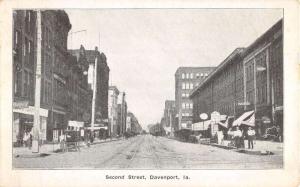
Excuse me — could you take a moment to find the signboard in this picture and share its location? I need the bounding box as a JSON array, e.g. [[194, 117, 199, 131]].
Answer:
[[262, 116, 271, 124], [13, 101, 29, 109], [96, 118, 108, 123], [238, 102, 250, 106], [200, 113, 208, 120], [211, 111, 220, 123], [13, 106, 48, 117]]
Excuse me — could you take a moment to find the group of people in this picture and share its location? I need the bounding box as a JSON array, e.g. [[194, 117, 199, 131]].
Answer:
[[227, 126, 256, 149]]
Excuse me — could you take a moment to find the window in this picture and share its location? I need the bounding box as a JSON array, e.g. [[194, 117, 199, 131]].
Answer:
[[186, 83, 189, 90], [190, 73, 193, 79], [182, 103, 185, 109], [182, 93, 185, 98], [201, 73, 203, 77], [186, 73, 189, 79], [182, 73, 185, 79], [196, 73, 199, 78], [14, 30, 18, 45], [182, 83, 185, 89], [190, 83, 193, 89], [205, 73, 208, 76], [190, 103, 193, 109]]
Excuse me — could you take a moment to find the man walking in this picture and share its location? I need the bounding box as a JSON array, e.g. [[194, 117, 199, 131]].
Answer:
[[247, 127, 255, 149]]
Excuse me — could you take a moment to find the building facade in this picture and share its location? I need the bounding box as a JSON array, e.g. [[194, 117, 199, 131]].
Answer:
[[108, 86, 120, 137], [163, 100, 176, 135], [13, 10, 94, 144], [85, 48, 110, 127], [190, 19, 283, 138], [175, 67, 215, 130], [242, 19, 283, 136], [117, 92, 127, 135], [190, 48, 245, 122]]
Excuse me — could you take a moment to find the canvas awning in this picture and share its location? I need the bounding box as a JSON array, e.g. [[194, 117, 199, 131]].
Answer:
[[232, 110, 255, 127], [218, 118, 229, 128], [241, 113, 255, 126], [192, 120, 211, 131]]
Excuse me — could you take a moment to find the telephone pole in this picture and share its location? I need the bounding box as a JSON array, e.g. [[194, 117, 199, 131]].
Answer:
[[32, 10, 42, 153]]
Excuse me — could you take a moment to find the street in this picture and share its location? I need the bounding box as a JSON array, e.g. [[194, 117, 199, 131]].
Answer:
[[13, 135, 283, 169]]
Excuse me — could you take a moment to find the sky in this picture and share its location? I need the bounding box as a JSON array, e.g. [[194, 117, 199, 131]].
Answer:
[[65, 9, 283, 130]]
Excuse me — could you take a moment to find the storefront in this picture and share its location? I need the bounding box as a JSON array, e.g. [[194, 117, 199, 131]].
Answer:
[[13, 106, 48, 147]]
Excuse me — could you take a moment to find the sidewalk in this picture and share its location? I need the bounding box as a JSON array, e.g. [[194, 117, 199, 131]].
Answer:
[[210, 139, 283, 155], [13, 137, 121, 158]]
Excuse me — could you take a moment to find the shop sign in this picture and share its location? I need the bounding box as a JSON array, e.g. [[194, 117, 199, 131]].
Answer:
[[13, 101, 29, 109], [199, 113, 208, 120], [13, 106, 48, 117], [238, 102, 250, 106], [262, 116, 271, 124]]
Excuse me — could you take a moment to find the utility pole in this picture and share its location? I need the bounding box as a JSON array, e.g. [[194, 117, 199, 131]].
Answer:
[[32, 10, 42, 153], [91, 48, 98, 135]]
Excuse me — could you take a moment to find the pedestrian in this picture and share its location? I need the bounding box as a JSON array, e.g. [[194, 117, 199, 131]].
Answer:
[[276, 126, 282, 142], [247, 127, 256, 149], [59, 132, 66, 152], [234, 127, 242, 148], [23, 131, 30, 147], [217, 130, 224, 145], [240, 127, 246, 149]]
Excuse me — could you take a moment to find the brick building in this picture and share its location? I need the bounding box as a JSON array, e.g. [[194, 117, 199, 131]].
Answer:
[[117, 92, 127, 135], [12, 10, 93, 144], [242, 19, 283, 136], [189, 48, 245, 123], [190, 19, 283, 138], [85, 48, 110, 126], [108, 86, 120, 137], [175, 67, 215, 130]]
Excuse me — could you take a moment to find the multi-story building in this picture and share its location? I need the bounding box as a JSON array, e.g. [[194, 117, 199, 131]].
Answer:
[[189, 48, 245, 132], [12, 10, 94, 144], [242, 19, 283, 136], [117, 92, 127, 135], [175, 67, 215, 130], [190, 19, 283, 138], [84, 48, 110, 127], [68, 45, 92, 125], [108, 86, 120, 137], [13, 10, 41, 145], [12, 10, 73, 143]]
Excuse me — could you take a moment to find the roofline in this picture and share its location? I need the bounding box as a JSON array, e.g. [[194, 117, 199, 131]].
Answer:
[[189, 48, 244, 98], [175, 66, 216, 75]]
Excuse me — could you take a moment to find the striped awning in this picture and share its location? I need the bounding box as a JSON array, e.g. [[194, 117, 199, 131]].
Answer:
[[232, 110, 255, 127]]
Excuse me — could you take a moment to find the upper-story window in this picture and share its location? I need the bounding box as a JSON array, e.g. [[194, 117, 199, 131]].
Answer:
[[182, 73, 185, 79], [186, 73, 189, 79], [201, 73, 204, 77], [182, 83, 185, 89], [190, 83, 193, 89], [205, 73, 208, 76], [196, 73, 199, 78], [190, 73, 193, 79]]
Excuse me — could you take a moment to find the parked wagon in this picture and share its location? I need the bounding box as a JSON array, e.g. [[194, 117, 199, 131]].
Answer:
[[64, 130, 81, 152]]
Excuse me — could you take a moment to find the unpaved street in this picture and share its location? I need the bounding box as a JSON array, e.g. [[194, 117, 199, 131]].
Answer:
[[13, 135, 283, 169]]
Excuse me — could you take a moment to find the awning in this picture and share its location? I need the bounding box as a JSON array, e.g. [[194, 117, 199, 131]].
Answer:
[[241, 113, 255, 126], [218, 118, 229, 128], [232, 110, 255, 127], [192, 120, 211, 131]]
